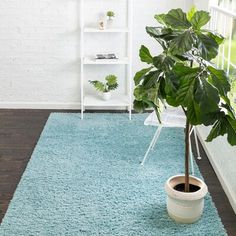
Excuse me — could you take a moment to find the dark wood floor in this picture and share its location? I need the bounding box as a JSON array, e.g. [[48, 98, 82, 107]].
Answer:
[[0, 110, 236, 235]]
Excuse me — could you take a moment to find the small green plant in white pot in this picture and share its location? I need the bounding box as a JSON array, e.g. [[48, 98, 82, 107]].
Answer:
[[89, 74, 118, 101], [107, 11, 115, 28], [133, 7, 236, 224], [107, 11, 115, 20]]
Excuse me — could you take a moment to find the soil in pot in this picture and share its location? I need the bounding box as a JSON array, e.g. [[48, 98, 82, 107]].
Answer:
[[174, 183, 200, 192]]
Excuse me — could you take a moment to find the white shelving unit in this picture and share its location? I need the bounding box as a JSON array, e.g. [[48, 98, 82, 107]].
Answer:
[[80, 0, 133, 119]]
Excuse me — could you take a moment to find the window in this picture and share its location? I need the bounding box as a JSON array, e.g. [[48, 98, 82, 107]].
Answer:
[[210, 0, 236, 109]]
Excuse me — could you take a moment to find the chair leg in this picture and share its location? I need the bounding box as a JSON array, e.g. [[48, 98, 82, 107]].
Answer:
[[140, 126, 162, 166], [151, 125, 163, 150], [193, 128, 201, 160], [189, 136, 195, 176]]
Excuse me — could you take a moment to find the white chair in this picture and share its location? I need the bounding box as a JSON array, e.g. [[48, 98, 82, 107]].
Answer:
[[141, 107, 201, 176]]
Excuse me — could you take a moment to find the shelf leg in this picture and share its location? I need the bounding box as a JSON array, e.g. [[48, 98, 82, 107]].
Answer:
[[81, 108, 84, 120], [129, 106, 132, 120]]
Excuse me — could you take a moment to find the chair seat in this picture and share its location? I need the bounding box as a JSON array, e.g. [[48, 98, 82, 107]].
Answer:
[[144, 108, 186, 128]]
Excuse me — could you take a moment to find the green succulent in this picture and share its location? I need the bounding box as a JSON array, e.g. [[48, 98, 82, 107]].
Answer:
[[107, 11, 115, 18], [89, 75, 118, 93]]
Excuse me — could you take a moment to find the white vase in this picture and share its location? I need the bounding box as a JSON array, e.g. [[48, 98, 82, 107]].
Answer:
[[107, 17, 114, 29], [102, 92, 111, 101], [165, 175, 208, 224]]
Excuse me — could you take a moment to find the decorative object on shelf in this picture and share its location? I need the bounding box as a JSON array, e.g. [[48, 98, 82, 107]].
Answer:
[[95, 53, 118, 60], [98, 20, 106, 30], [89, 74, 118, 101], [133, 7, 236, 224], [107, 10, 115, 28]]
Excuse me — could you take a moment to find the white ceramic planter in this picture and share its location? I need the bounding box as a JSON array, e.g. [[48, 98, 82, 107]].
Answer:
[[102, 92, 111, 101], [165, 175, 208, 224]]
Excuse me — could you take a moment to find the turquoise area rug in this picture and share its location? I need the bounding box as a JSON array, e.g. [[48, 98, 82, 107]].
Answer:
[[0, 113, 227, 236]]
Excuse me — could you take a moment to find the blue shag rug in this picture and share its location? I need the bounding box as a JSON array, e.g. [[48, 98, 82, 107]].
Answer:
[[0, 113, 227, 236]]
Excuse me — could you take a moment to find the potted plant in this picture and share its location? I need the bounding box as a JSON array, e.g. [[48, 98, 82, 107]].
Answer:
[[107, 11, 115, 28], [133, 7, 236, 223], [89, 74, 118, 101]]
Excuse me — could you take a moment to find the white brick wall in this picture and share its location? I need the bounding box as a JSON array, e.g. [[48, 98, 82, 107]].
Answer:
[[0, 0, 188, 109]]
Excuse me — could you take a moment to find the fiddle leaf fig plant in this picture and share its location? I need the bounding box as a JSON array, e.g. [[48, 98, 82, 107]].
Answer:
[[133, 7, 236, 192]]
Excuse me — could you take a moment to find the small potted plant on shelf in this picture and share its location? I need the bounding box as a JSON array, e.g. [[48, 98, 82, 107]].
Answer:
[[107, 10, 115, 28], [133, 7, 236, 223], [89, 74, 118, 101]]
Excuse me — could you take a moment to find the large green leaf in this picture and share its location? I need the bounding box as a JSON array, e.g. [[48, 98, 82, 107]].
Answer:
[[169, 65, 202, 122], [187, 6, 197, 21], [139, 45, 153, 64], [190, 11, 210, 29], [206, 115, 236, 145], [207, 32, 224, 45], [226, 116, 236, 145], [221, 102, 236, 120], [169, 30, 194, 55], [146, 27, 163, 38], [164, 63, 200, 99], [133, 84, 160, 113], [146, 27, 174, 40], [170, 63, 200, 77], [133, 100, 149, 113], [164, 71, 178, 95], [153, 54, 174, 71], [146, 87, 159, 105], [146, 27, 173, 48], [154, 14, 167, 26], [186, 100, 201, 125], [142, 71, 161, 89], [134, 67, 153, 86], [164, 71, 179, 106], [165, 8, 191, 29], [194, 77, 220, 113], [133, 86, 144, 101], [207, 66, 231, 97], [159, 76, 167, 99], [197, 32, 219, 60], [175, 73, 196, 107]]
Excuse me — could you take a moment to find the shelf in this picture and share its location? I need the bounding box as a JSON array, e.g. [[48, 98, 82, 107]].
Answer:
[[84, 94, 130, 107], [83, 57, 129, 65], [83, 27, 129, 33], [80, 0, 133, 119]]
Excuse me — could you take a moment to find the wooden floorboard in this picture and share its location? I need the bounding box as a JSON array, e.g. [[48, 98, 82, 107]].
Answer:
[[0, 109, 236, 235]]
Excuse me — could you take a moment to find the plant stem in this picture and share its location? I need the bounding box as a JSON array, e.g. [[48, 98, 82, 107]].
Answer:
[[185, 120, 190, 192], [184, 54, 194, 193]]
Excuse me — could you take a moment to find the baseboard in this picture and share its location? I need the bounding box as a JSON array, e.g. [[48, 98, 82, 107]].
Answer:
[[0, 102, 131, 110], [0, 102, 81, 110], [196, 127, 236, 214]]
